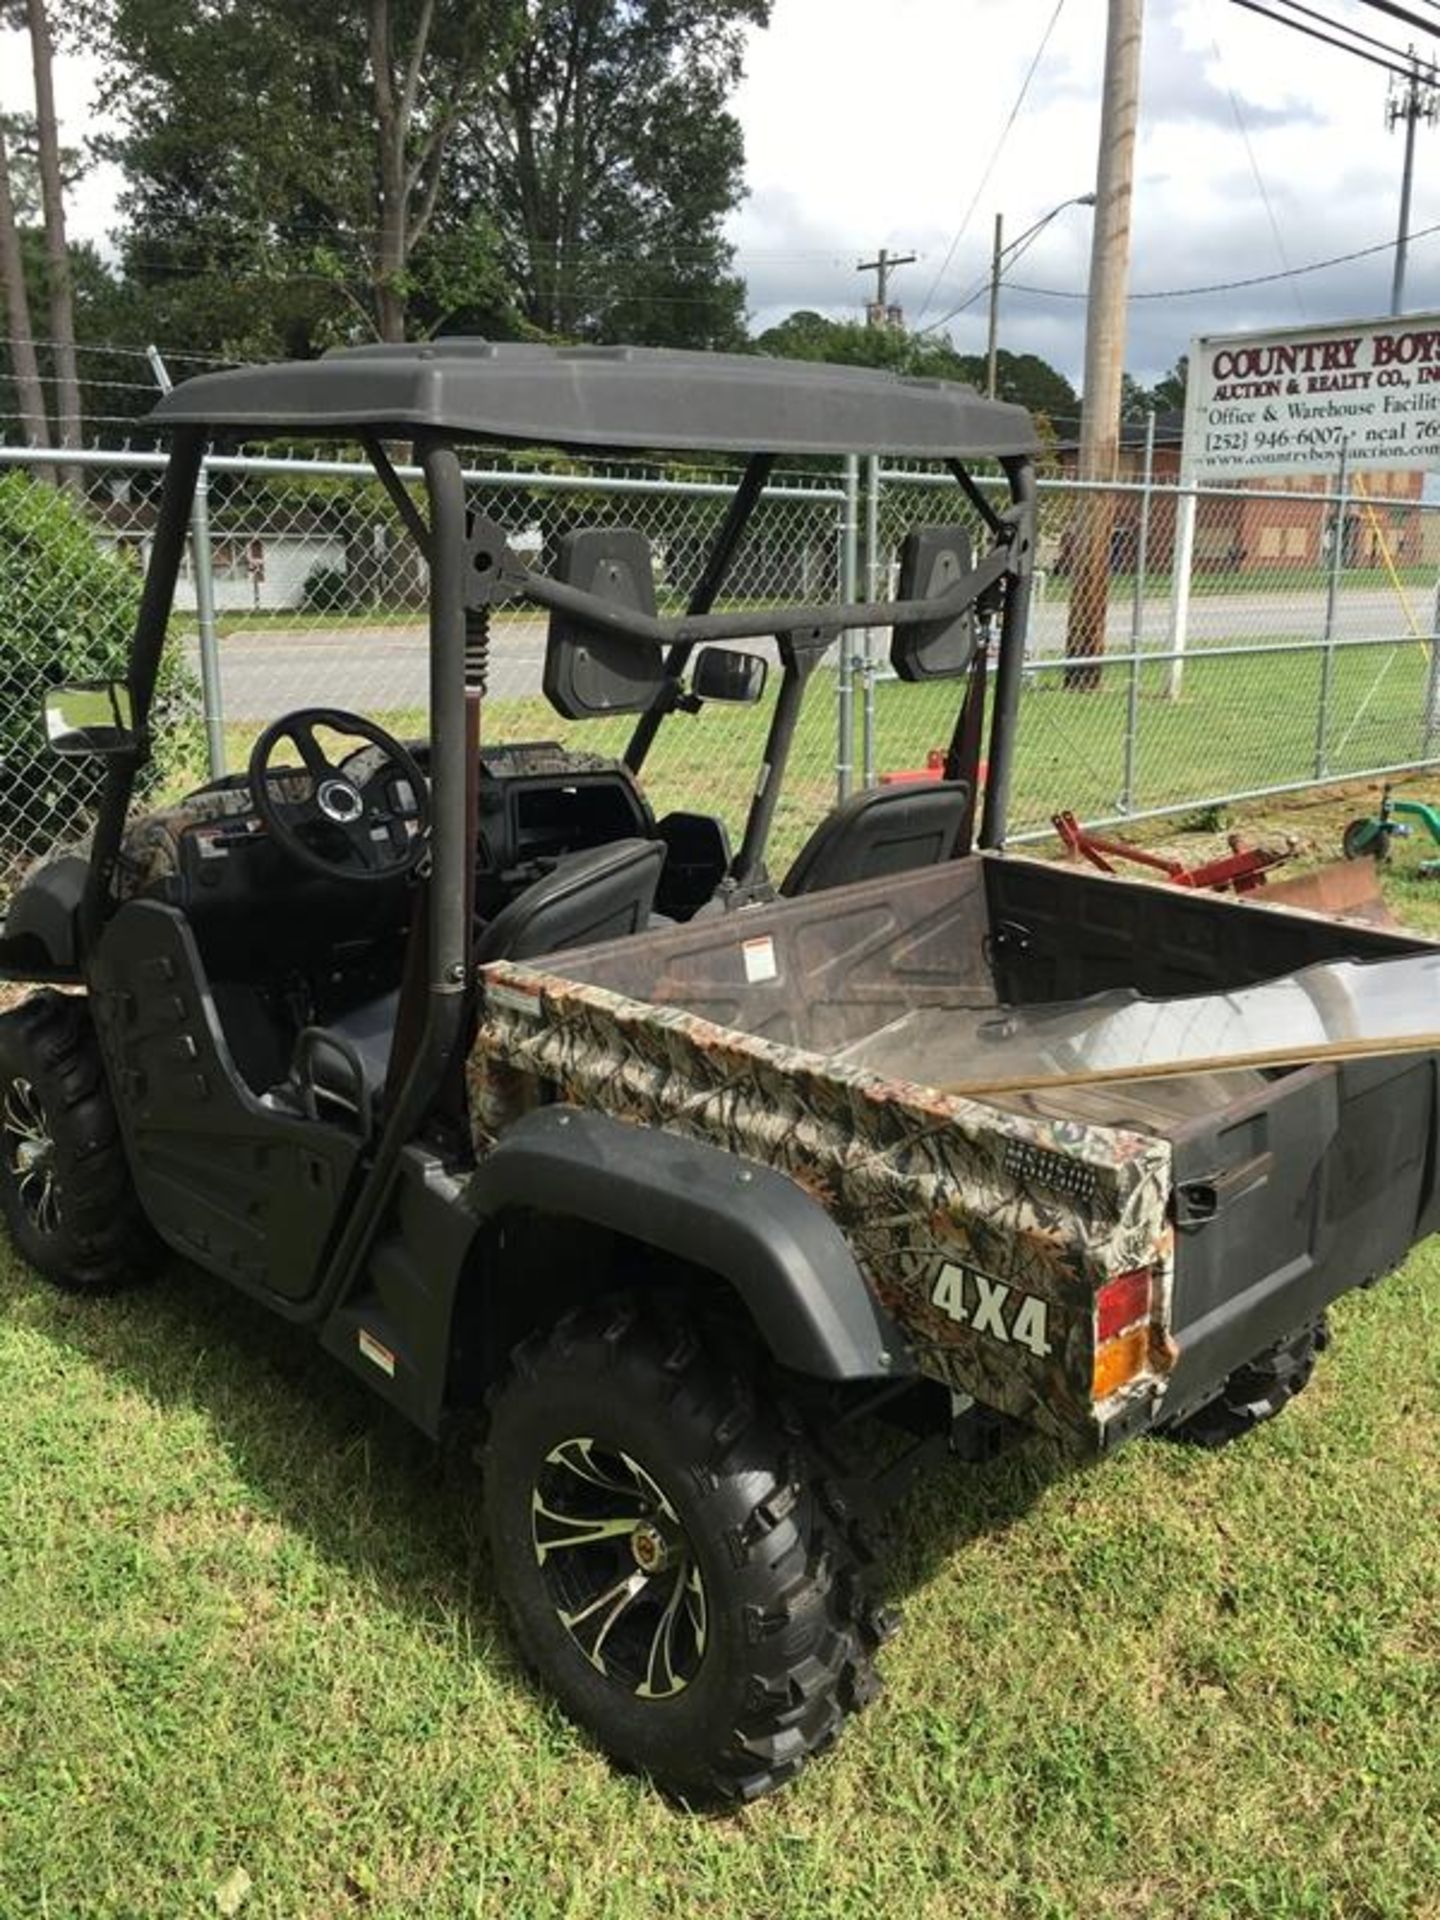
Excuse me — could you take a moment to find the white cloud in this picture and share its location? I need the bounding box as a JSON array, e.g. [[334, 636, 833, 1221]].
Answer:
[[728, 0, 1440, 382]]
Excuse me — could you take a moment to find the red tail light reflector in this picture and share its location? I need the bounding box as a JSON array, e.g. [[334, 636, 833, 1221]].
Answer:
[[1096, 1267, 1152, 1344]]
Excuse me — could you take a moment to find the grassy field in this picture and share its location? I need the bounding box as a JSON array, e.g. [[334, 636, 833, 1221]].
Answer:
[[3, 697, 1440, 1915], [197, 634, 1436, 882], [1, 1219, 1436, 1917]]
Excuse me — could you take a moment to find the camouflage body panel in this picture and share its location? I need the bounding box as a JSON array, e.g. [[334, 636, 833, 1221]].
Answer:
[[113, 748, 389, 897], [477, 741, 626, 781], [468, 960, 1176, 1449]]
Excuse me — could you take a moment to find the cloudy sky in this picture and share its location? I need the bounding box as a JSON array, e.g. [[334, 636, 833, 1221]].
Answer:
[[732, 0, 1440, 381], [5, 0, 1439, 388]]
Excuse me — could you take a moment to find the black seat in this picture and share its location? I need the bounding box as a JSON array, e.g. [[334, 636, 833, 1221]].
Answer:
[[287, 989, 400, 1129], [475, 838, 665, 964], [780, 780, 971, 897], [285, 841, 664, 1129]]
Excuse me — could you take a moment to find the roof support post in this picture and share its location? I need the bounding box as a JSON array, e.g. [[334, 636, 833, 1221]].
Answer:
[[979, 455, 1036, 849], [81, 425, 205, 953]]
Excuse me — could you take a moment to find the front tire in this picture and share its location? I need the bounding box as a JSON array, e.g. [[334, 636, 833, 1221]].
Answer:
[[0, 991, 160, 1291], [483, 1294, 885, 1804]]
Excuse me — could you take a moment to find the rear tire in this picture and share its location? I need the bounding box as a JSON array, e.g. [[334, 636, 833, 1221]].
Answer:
[[1163, 1315, 1329, 1449], [482, 1292, 887, 1804], [0, 991, 160, 1292]]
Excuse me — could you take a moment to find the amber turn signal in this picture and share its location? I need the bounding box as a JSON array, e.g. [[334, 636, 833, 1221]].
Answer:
[[1092, 1324, 1151, 1401]]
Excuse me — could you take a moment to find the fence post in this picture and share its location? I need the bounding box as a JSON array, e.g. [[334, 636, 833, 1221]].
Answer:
[[1165, 481, 1196, 701], [147, 346, 225, 779], [1426, 572, 1440, 758], [1121, 411, 1155, 812], [836, 455, 859, 801], [862, 454, 881, 787], [1314, 442, 1349, 781]]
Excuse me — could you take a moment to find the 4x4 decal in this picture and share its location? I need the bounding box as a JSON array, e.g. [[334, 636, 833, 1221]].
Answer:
[[930, 1261, 1053, 1358]]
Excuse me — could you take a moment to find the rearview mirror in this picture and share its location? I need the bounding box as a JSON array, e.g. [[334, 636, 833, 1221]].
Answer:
[[691, 647, 767, 705], [43, 680, 140, 758], [891, 524, 978, 682]]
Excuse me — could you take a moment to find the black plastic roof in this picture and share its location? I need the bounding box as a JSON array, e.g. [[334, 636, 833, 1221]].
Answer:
[[147, 340, 1039, 459]]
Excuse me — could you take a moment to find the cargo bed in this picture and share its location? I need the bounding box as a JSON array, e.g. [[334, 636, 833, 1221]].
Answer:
[[470, 854, 1440, 1451]]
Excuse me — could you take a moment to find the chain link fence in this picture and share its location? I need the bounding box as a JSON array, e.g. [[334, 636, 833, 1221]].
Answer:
[[864, 450, 1440, 838], [4, 438, 1440, 894]]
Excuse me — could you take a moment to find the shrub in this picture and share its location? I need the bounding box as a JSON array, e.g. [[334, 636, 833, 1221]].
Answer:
[[300, 560, 353, 613], [0, 472, 202, 882]]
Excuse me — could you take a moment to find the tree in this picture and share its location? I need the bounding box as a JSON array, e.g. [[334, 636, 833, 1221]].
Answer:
[[752, 311, 1079, 420], [455, 0, 767, 348], [25, 0, 82, 475], [0, 114, 50, 455], [92, 0, 518, 348], [91, 0, 766, 355], [1121, 355, 1187, 420]]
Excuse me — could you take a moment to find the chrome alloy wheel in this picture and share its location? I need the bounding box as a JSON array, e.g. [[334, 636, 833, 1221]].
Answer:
[[531, 1437, 709, 1699], [2, 1077, 60, 1235]]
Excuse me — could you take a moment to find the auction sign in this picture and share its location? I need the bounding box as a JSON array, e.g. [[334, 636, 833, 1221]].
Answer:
[[1182, 312, 1440, 479]]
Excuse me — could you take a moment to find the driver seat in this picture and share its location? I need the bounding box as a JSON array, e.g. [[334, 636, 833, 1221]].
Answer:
[[288, 838, 665, 1128]]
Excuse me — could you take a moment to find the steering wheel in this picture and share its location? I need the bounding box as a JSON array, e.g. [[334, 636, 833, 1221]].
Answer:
[[247, 707, 430, 885]]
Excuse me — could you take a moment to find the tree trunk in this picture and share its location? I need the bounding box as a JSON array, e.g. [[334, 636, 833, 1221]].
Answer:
[[367, 0, 438, 343], [0, 114, 52, 470], [27, 0, 82, 490]]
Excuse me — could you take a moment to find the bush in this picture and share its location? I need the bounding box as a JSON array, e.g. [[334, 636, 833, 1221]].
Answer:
[[0, 472, 202, 881], [300, 561, 352, 613]]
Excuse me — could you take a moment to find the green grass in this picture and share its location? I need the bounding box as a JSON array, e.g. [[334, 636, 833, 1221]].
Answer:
[[6, 711, 1440, 1914], [1036, 564, 1440, 603], [191, 637, 1436, 877], [0, 1233, 1436, 1918]]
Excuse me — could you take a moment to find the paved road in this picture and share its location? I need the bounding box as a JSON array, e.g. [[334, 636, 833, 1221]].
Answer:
[[193, 586, 1430, 722]]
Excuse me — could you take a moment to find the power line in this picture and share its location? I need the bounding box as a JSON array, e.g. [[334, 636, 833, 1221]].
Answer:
[[1005, 215, 1440, 297], [1271, 0, 1433, 65], [1352, 0, 1440, 38], [1229, 0, 1436, 80], [1208, 3, 1307, 320], [912, 0, 1069, 328]]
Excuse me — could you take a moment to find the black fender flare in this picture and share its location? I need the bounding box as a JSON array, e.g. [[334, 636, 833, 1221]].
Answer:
[[0, 855, 86, 981], [464, 1106, 911, 1382]]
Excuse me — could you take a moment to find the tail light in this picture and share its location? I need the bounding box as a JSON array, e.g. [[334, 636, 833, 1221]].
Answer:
[[1092, 1267, 1154, 1401]]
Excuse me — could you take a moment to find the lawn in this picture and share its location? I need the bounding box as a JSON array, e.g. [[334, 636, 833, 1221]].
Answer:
[[194, 633, 1435, 881], [3, 672, 1440, 1916], [0, 1214, 1436, 1918]]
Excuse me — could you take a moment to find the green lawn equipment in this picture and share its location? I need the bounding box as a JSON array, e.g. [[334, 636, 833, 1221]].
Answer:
[[1342, 785, 1440, 873]]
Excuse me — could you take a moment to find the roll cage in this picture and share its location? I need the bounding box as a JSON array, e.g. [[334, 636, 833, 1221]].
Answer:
[[74, 344, 1037, 1295]]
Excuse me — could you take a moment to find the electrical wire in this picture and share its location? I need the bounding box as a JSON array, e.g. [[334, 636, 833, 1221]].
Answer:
[[916, 205, 1090, 337], [1208, 1, 1308, 321], [1229, 0, 1436, 79], [1271, 0, 1434, 65], [1351, 0, 1440, 39], [911, 0, 1069, 329], [1003, 216, 1440, 298]]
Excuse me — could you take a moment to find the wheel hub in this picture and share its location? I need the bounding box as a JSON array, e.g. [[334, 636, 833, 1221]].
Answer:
[[629, 1519, 675, 1575], [13, 1136, 51, 1175], [531, 1436, 708, 1700], [1, 1077, 61, 1235]]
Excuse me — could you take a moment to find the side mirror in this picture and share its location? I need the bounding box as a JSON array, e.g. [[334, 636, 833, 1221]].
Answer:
[[891, 524, 978, 682], [543, 527, 666, 719], [691, 647, 767, 705], [43, 680, 141, 758]]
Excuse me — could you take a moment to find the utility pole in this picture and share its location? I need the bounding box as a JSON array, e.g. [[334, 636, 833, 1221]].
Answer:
[[1387, 49, 1439, 314], [857, 247, 917, 329], [1064, 0, 1145, 684], [986, 214, 1004, 398]]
